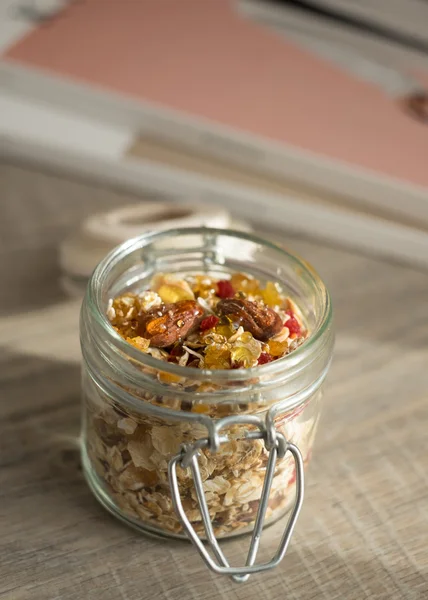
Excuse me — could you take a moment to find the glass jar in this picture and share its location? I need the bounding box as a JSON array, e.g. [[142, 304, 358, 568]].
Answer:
[[80, 228, 333, 580]]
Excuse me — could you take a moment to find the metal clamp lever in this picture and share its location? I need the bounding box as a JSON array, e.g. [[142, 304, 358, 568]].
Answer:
[[167, 414, 304, 583]]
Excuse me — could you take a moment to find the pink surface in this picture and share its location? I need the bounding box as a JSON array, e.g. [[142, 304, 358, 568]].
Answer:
[[4, 0, 428, 187]]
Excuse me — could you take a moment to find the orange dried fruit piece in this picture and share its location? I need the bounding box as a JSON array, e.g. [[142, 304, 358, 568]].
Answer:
[[267, 340, 289, 358], [192, 403, 211, 414], [158, 370, 184, 384]]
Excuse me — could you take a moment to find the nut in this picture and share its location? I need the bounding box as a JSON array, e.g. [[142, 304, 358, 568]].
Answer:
[[136, 300, 204, 347], [217, 298, 283, 341]]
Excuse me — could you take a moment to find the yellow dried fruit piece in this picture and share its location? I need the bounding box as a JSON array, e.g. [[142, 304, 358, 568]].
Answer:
[[230, 331, 261, 367], [230, 346, 255, 368], [152, 273, 195, 303], [215, 324, 235, 339], [191, 275, 216, 296], [262, 281, 283, 307], [238, 331, 254, 344], [126, 336, 150, 352], [267, 340, 289, 357], [157, 284, 194, 303], [231, 272, 260, 295], [204, 344, 231, 369], [198, 288, 217, 300]]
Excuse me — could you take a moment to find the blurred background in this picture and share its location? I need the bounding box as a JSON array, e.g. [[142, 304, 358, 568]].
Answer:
[[1, 0, 428, 279]]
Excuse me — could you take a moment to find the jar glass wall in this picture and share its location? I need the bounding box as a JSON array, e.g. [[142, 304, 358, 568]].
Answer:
[[80, 228, 333, 540]]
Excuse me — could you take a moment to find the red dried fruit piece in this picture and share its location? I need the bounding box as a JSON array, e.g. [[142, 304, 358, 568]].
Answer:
[[170, 345, 183, 356], [168, 345, 183, 362], [200, 315, 220, 331], [285, 310, 301, 336], [217, 279, 235, 298], [258, 352, 273, 365]]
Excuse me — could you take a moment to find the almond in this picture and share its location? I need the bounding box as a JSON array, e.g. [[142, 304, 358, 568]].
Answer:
[[136, 300, 204, 347], [217, 298, 283, 341]]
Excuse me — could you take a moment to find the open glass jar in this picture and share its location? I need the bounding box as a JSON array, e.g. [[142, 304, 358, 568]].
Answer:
[[80, 228, 333, 580]]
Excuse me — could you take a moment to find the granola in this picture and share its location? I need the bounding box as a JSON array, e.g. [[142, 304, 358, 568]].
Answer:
[[84, 272, 318, 538], [108, 272, 308, 369]]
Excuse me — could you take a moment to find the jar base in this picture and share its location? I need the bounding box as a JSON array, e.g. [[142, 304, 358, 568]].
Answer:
[[81, 445, 295, 542]]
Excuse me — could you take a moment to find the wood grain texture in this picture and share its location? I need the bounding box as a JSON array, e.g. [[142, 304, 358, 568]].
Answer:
[[0, 161, 427, 600]]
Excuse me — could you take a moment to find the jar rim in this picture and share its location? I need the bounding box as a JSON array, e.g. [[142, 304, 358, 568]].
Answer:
[[86, 227, 333, 383]]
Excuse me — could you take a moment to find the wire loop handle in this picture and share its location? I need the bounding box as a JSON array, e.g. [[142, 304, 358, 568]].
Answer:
[[168, 414, 304, 582]]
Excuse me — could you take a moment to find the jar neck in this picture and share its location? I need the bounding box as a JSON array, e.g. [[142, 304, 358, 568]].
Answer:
[[81, 227, 333, 414]]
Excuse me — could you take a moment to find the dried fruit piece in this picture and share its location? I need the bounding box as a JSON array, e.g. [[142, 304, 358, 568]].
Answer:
[[258, 352, 273, 365], [262, 281, 283, 307], [170, 344, 184, 357], [157, 285, 193, 303], [285, 310, 302, 336], [230, 347, 255, 368], [158, 370, 185, 384], [217, 280, 235, 298], [192, 403, 210, 413], [230, 273, 260, 295], [200, 315, 220, 331], [204, 343, 231, 369], [125, 336, 150, 353], [268, 339, 289, 358], [152, 274, 195, 303], [137, 300, 204, 347], [230, 331, 261, 368], [215, 323, 236, 339], [217, 298, 283, 341], [189, 275, 216, 297]]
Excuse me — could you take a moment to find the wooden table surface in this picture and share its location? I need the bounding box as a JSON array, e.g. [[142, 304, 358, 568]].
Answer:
[[1, 161, 427, 600]]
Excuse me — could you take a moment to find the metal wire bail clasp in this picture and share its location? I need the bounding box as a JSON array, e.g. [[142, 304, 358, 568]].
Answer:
[[167, 414, 305, 583]]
